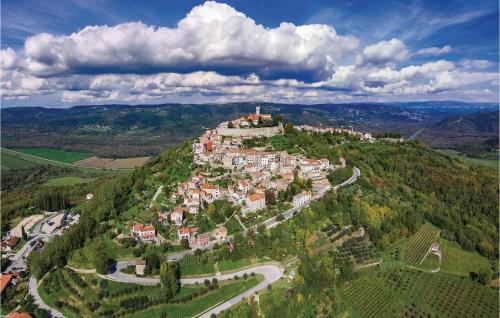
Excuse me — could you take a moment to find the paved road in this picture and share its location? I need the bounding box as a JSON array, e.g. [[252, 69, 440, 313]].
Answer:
[[34, 166, 361, 317], [29, 277, 64, 318], [151, 185, 164, 202], [333, 166, 360, 190], [104, 261, 283, 317]]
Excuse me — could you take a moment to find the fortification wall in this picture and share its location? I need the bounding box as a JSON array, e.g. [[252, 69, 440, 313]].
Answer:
[[217, 124, 282, 137]]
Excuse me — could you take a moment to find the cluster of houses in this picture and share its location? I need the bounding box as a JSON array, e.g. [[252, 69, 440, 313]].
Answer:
[[129, 107, 346, 249]]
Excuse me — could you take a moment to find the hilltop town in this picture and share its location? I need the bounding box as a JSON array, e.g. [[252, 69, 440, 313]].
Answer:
[[129, 106, 357, 249]]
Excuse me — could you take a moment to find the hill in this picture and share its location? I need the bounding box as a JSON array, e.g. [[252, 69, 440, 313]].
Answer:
[[20, 126, 498, 317], [2, 102, 496, 157], [418, 111, 499, 158]]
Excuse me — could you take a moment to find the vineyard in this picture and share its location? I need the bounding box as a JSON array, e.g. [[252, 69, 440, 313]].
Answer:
[[341, 277, 395, 318], [339, 266, 499, 318], [404, 223, 440, 264]]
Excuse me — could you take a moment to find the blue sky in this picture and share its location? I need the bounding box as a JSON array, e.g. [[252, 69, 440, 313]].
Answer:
[[1, 0, 498, 106]]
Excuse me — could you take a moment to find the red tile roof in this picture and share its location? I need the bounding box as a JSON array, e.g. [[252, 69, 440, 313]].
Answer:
[[248, 193, 265, 201], [0, 274, 12, 294], [8, 312, 32, 318]]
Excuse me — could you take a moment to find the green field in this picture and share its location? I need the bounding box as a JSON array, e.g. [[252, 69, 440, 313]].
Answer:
[[13, 147, 91, 163], [1, 148, 38, 170], [39, 268, 262, 318], [438, 149, 498, 170], [0, 147, 124, 174], [44, 176, 95, 187], [404, 223, 440, 264], [440, 240, 490, 276], [339, 266, 498, 318]]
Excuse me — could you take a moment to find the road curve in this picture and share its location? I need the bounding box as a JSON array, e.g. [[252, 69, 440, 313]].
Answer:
[[32, 166, 359, 317], [29, 277, 65, 318], [103, 261, 283, 317]]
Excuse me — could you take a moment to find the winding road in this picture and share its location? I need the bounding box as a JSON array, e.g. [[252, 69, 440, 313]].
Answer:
[[28, 166, 361, 317], [76, 261, 283, 318]]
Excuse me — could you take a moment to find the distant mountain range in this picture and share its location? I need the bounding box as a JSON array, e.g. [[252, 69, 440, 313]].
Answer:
[[419, 110, 499, 158], [1, 101, 498, 158]]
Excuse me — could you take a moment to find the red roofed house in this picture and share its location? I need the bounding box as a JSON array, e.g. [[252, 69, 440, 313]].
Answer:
[[238, 179, 251, 193], [8, 312, 32, 318], [178, 227, 198, 240], [0, 274, 12, 296], [245, 193, 266, 213], [201, 183, 220, 198], [1, 236, 19, 252], [131, 224, 157, 243]]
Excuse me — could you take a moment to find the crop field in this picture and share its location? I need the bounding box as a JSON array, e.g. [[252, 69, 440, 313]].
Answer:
[[341, 276, 396, 318], [14, 147, 92, 163], [1, 148, 38, 170], [404, 223, 440, 264], [339, 266, 498, 318], [440, 240, 490, 276], [73, 156, 150, 169], [39, 268, 262, 318]]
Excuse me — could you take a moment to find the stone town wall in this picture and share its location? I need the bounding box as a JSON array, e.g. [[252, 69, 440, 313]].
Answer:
[[217, 124, 282, 137]]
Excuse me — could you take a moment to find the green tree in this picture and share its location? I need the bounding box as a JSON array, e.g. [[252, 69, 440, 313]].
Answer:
[[95, 253, 111, 274], [160, 261, 180, 299], [477, 267, 492, 285], [21, 225, 28, 241], [180, 238, 190, 250], [340, 264, 353, 281], [265, 190, 276, 206]]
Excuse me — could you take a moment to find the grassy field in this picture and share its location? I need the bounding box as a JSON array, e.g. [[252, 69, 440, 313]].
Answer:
[[404, 223, 440, 264], [218, 259, 252, 272], [44, 176, 95, 187], [14, 147, 92, 163], [438, 149, 498, 170], [1, 148, 38, 170], [39, 268, 262, 318], [339, 266, 498, 318], [440, 240, 490, 276], [180, 262, 215, 277], [0, 148, 121, 173]]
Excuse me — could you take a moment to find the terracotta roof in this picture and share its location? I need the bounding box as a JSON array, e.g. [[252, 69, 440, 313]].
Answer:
[[8, 312, 32, 318], [201, 183, 217, 190], [0, 274, 12, 294], [248, 193, 265, 201], [3, 236, 19, 248], [136, 260, 146, 265], [295, 191, 311, 198], [179, 227, 198, 235], [132, 224, 155, 233]]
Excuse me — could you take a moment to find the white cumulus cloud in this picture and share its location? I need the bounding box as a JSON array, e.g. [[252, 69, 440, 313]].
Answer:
[[415, 45, 452, 56]]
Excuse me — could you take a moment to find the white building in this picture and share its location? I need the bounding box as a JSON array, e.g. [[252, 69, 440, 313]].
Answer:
[[245, 193, 266, 213], [293, 191, 311, 208], [170, 207, 184, 226]]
